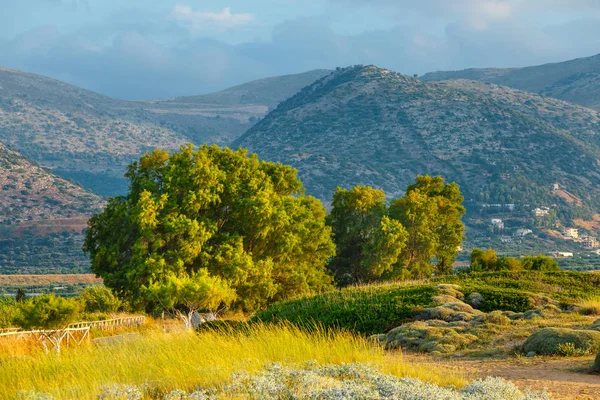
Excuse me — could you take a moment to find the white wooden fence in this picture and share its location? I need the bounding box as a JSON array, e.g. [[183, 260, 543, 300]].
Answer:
[[0, 315, 146, 352]]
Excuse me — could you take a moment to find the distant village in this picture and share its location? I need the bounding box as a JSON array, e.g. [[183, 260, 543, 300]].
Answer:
[[482, 183, 599, 259]]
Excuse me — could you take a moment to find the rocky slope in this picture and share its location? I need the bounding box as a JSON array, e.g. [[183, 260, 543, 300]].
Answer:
[[0, 141, 103, 226], [234, 66, 600, 247], [421, 53, 600, 111]]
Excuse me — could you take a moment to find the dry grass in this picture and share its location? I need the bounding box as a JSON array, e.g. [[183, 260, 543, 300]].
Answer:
[[576, 296, 600, 316], [0, 274, 102, 285], [0, 323, 466, 399]]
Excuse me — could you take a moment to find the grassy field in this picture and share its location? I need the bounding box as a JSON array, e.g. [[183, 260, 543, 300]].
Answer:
[[0, 324, 466, 399]]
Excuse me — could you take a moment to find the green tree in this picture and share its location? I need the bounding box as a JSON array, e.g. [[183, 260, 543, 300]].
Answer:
[[146, 270, 236, 327], [13, 294, 81, 330], [521, 255, 560, 272], [81, 286, 122, 313], [470, 248, 498, 272], [470, 248, 521, 272], [388, 176, 465, 279], [326, 186, 407, 286], [84, 145, 335, 312]]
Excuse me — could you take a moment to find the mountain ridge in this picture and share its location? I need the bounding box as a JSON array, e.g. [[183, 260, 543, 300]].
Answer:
[[421, 53, 600, 111]]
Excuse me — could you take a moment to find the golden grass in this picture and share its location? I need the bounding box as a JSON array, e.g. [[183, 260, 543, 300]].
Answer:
[[576, 296, 600, 315], [0, 323, 466, 399]]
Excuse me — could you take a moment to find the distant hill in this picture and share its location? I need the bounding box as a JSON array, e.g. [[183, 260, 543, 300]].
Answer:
[[0, 141, 105, 274], [421, 53, 600, 111], [169, 69, 331, 109], [234, 65, 600, 249], [0, 141, 103, 226], [0, 68, 329, 196]]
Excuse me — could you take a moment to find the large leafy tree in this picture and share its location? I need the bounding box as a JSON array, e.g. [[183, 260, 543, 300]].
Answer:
[[84, 145, 335, 313], [389, 176, 465, 279], [326, 186, 407, 286]]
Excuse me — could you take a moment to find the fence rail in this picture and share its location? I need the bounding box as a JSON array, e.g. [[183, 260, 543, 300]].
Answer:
[[68, 316, 145, 330], [0, 315, 146, 352]]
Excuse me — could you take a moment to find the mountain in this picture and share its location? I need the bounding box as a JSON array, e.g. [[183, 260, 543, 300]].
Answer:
[[421, 53, 600, 111], [0, 68, 329, 196], [168, 69, 331, 109], [234, 65, 600, 249]]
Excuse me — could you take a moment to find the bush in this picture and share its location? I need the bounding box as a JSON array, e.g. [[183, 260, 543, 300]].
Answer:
[[13, 294, 81, 330], [522, 328, 600, 356], [593, 352, 600, 373], [0, 297, 17, 328], [468, 287, 534, 313], [81, 286, 122, 313], [254, 285, 437, 335]]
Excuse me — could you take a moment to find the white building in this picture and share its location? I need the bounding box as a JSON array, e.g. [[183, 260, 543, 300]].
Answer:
[[501, 236, 513, 243], [562, 228, 579, 239], [515, 228, 533, 238], [533, 207, 550, 217], [491, 218, 504, 230], [551, 251, 574, 258]]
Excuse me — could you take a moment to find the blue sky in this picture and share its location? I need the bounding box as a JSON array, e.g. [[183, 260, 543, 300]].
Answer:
[[2, 0, 600, 99]]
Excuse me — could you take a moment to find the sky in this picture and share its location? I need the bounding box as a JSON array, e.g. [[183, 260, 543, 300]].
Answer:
[[2, 0, 600, 100]]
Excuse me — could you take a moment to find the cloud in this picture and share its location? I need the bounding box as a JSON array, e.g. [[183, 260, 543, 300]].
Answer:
[[2, 1, 600, 100], [170, 5, 253, 33]]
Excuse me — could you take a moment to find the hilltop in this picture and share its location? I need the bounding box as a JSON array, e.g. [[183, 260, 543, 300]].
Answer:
[[422, 53, 600, 111], [234, 65, 600, 249], [0, 68, 328, 196]]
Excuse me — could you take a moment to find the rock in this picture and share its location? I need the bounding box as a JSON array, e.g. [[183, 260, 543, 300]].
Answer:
[[526, 351, 536, 357]]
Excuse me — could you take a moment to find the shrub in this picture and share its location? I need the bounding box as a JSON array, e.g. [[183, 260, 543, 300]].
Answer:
[[0, 297, 17, 328], [555, 342, 581, 357], [469, 287, 534, 313], [254, 285, 436, 335], [81, 286, 122, 313], [593, 352, 600, 373], [13, 294, 81, 330], [522, 328, 600, 356]]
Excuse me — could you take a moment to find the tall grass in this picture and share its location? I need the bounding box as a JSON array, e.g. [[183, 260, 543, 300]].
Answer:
[[0, 323, 465, 399], [577, 296, 600, 315]]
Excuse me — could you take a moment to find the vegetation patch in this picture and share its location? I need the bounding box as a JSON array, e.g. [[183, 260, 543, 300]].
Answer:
[[254, 285, 437, 335], [521, 328, 600, 356]]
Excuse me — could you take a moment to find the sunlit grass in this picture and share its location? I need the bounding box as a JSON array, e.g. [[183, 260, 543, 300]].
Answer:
[[0, 323, 466, 399], [577, 296, 600, 315]]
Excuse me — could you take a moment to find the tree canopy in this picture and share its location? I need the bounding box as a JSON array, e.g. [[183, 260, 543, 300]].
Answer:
[[84, 145, 335, 313], [388, 176, 465, 279], [326, 186, 407, 286]]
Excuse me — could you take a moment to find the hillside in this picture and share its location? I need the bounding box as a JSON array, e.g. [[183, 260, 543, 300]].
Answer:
[[234, 65, 600, 249], [421, 53, 600, 111], [0, 141, 103, 225], [0, 142, 105, 274], [0, 68, 327, 196]]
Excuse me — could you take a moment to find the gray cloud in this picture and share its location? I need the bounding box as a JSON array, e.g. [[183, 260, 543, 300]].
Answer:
[[1, 2, 600, 99]]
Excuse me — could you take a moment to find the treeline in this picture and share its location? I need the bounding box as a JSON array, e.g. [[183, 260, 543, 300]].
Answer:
[[469, 248, 559, 273], [84, 145, 464, 318]]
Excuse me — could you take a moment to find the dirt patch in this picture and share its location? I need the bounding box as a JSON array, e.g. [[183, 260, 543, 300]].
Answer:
[[554, 189, 583, 206], [422, 355, 600, 400], [574, 214, 600, 232]]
